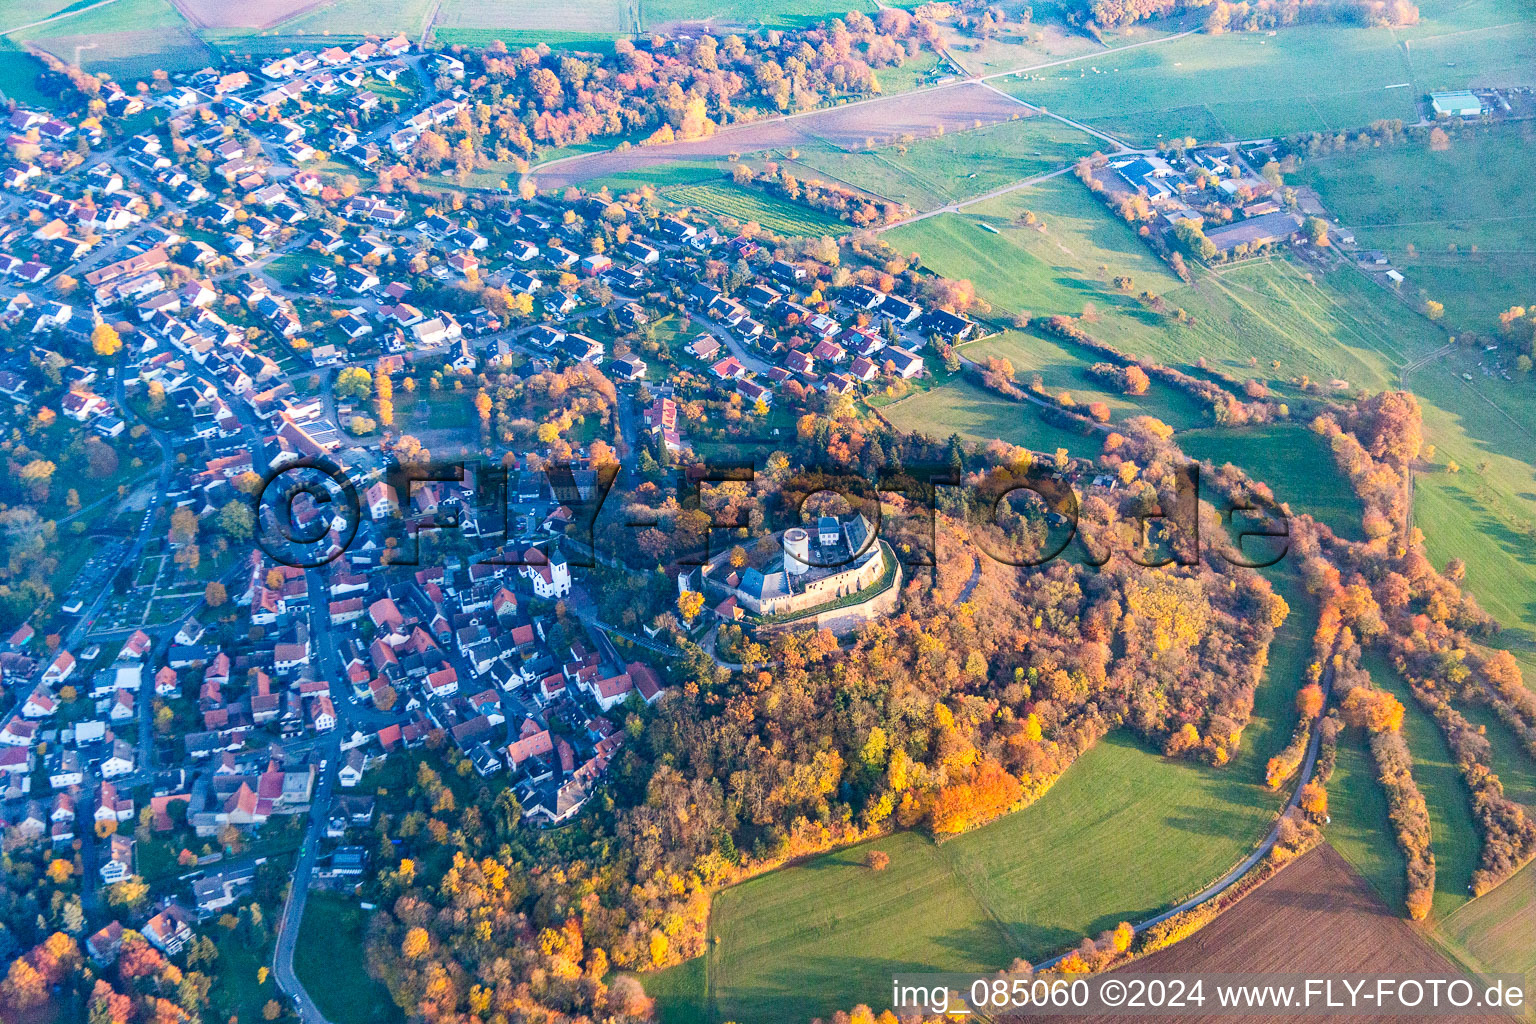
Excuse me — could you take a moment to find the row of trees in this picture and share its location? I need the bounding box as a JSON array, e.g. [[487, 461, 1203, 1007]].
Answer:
[[1038, 313, 1285, 425], [728, 163, 914, 228], [1314, 396, 1536, 902], [453, 12, 933, 159], [1082, 0, 1416, 30]]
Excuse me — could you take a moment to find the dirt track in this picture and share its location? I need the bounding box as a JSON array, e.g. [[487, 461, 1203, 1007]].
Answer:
[[529, 80, 1028, 189], [1061, 845, 1508, 1024], [168, 0, 330, 30]]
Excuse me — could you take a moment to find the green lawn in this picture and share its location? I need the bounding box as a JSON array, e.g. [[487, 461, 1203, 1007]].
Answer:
[[642, 956, 709, 1024], [275, 0, 436, 36], [1407, 346, 1536, 648], [786, 114, 1100, 210], [1297, 122, 1536, 327], [0, 0, 92, 28], [985, 0, 1534, 147], [998, 24, 1418, 147], [11, 0, 183, 35], [1395, 0, 1536, 92], [0, 40, 51, 107], [1325, 653, 1482, 922], [886, 178, 1184, 323], [579, 156, 728, 194], [693, 730, 1293, 1024], [211, 929, 282, 1024], [704, 829, 1014, 1024], [667, 577, 1311, 1023], [429, 0, 876, 45], [941, 15, 1144, 78], [1456, 703, 1536, 810], [13, 0, 210, 76], [294, 893, 403, 1024], [1180, 422, 1366, 541], [664, 181, 847, 236]]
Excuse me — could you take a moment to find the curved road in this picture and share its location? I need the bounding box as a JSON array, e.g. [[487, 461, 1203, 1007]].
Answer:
[[1034, 661, 1337, 970]]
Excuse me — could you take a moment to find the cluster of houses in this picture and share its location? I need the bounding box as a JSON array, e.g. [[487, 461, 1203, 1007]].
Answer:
[[0, 25, 1008, 963], [1104, 146, 1306, 257]]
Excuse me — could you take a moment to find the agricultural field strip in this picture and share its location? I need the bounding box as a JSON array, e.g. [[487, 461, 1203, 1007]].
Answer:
[[1215, 259, 1415, 368], [873, 163, 1076, 230], [1406, 352, 1536, 444], [0, 0, 121, 35], [529, 30, 1198, 184]]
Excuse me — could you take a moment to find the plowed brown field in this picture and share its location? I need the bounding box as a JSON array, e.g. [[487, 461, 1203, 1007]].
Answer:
[[1070, 845, 1514, 1024], [530, 80, 1028, 189]]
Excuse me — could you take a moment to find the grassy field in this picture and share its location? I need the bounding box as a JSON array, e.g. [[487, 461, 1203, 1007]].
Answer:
[[664, 181, 846, 236], [1407, 346, 1536, 649], [1396, 0, 1536, 91], [696, 733, 1288, 1024], [385, 0, 875, 45], [1439, 859, 1536, 981], [0, 0, 92, 27], [940, 11, 1148, 78], [996, 25, 1420, 146], [1456, 702, 1536, 810], [962, 327, 1208, 428], [275, 0, 435, 35], [785, 114, 1101, 210], [878, 177, 1457, 470], [295, 893, 403, 1024], [880, 374, 1101, 455], [1180, 422, 1366, 541], [0, 39, 51, 108], [1362, 651, 1478, 920], [1325, 652, 1483, 922], [14, 0, 210, 75], [889, 179, 1450, 388], [1298, 122, 1536, 327], [657, 577, 1310, 1024], [986, 0, 1533, 147], [580, 157, 727, 194], [1325, 727, 1409, 912]]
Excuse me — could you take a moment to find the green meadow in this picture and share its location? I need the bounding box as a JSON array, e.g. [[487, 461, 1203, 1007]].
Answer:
[[880, 375, 1101, 456], [1180, 423, 1366, 541], [962, 327, 1209, 428], [665, 181, 848, 236], [785, 114, 1101, 210], [887, 177, 1445, 389], [1298, 122, 1536, 326], [994, 0, 1533, 147], [650, 577, 1312, 1024]]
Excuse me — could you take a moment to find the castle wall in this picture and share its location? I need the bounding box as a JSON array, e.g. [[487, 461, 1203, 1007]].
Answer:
[[759, 561, 903, 638], [759, 546, 885, 617]]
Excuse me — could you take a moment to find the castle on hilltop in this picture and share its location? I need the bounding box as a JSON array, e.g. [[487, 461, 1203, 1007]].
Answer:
[[684, 513, 888, 619]]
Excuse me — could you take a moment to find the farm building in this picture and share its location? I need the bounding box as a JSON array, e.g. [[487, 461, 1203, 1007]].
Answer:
[[1430, 91, 1483, 118], [1202, 211, 1303, 254]]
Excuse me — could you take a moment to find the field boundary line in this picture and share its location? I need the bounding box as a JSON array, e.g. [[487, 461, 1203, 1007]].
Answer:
[[1266, 258, 1413, 367], [0, 0, 121, 37], [528, 29, 1195, 180], [418, 0, 443, 47], [775, 155, 900, 205]]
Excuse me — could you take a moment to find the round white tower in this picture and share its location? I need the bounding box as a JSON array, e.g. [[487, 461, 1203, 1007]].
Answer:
[[783, 528, 811, 576]]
